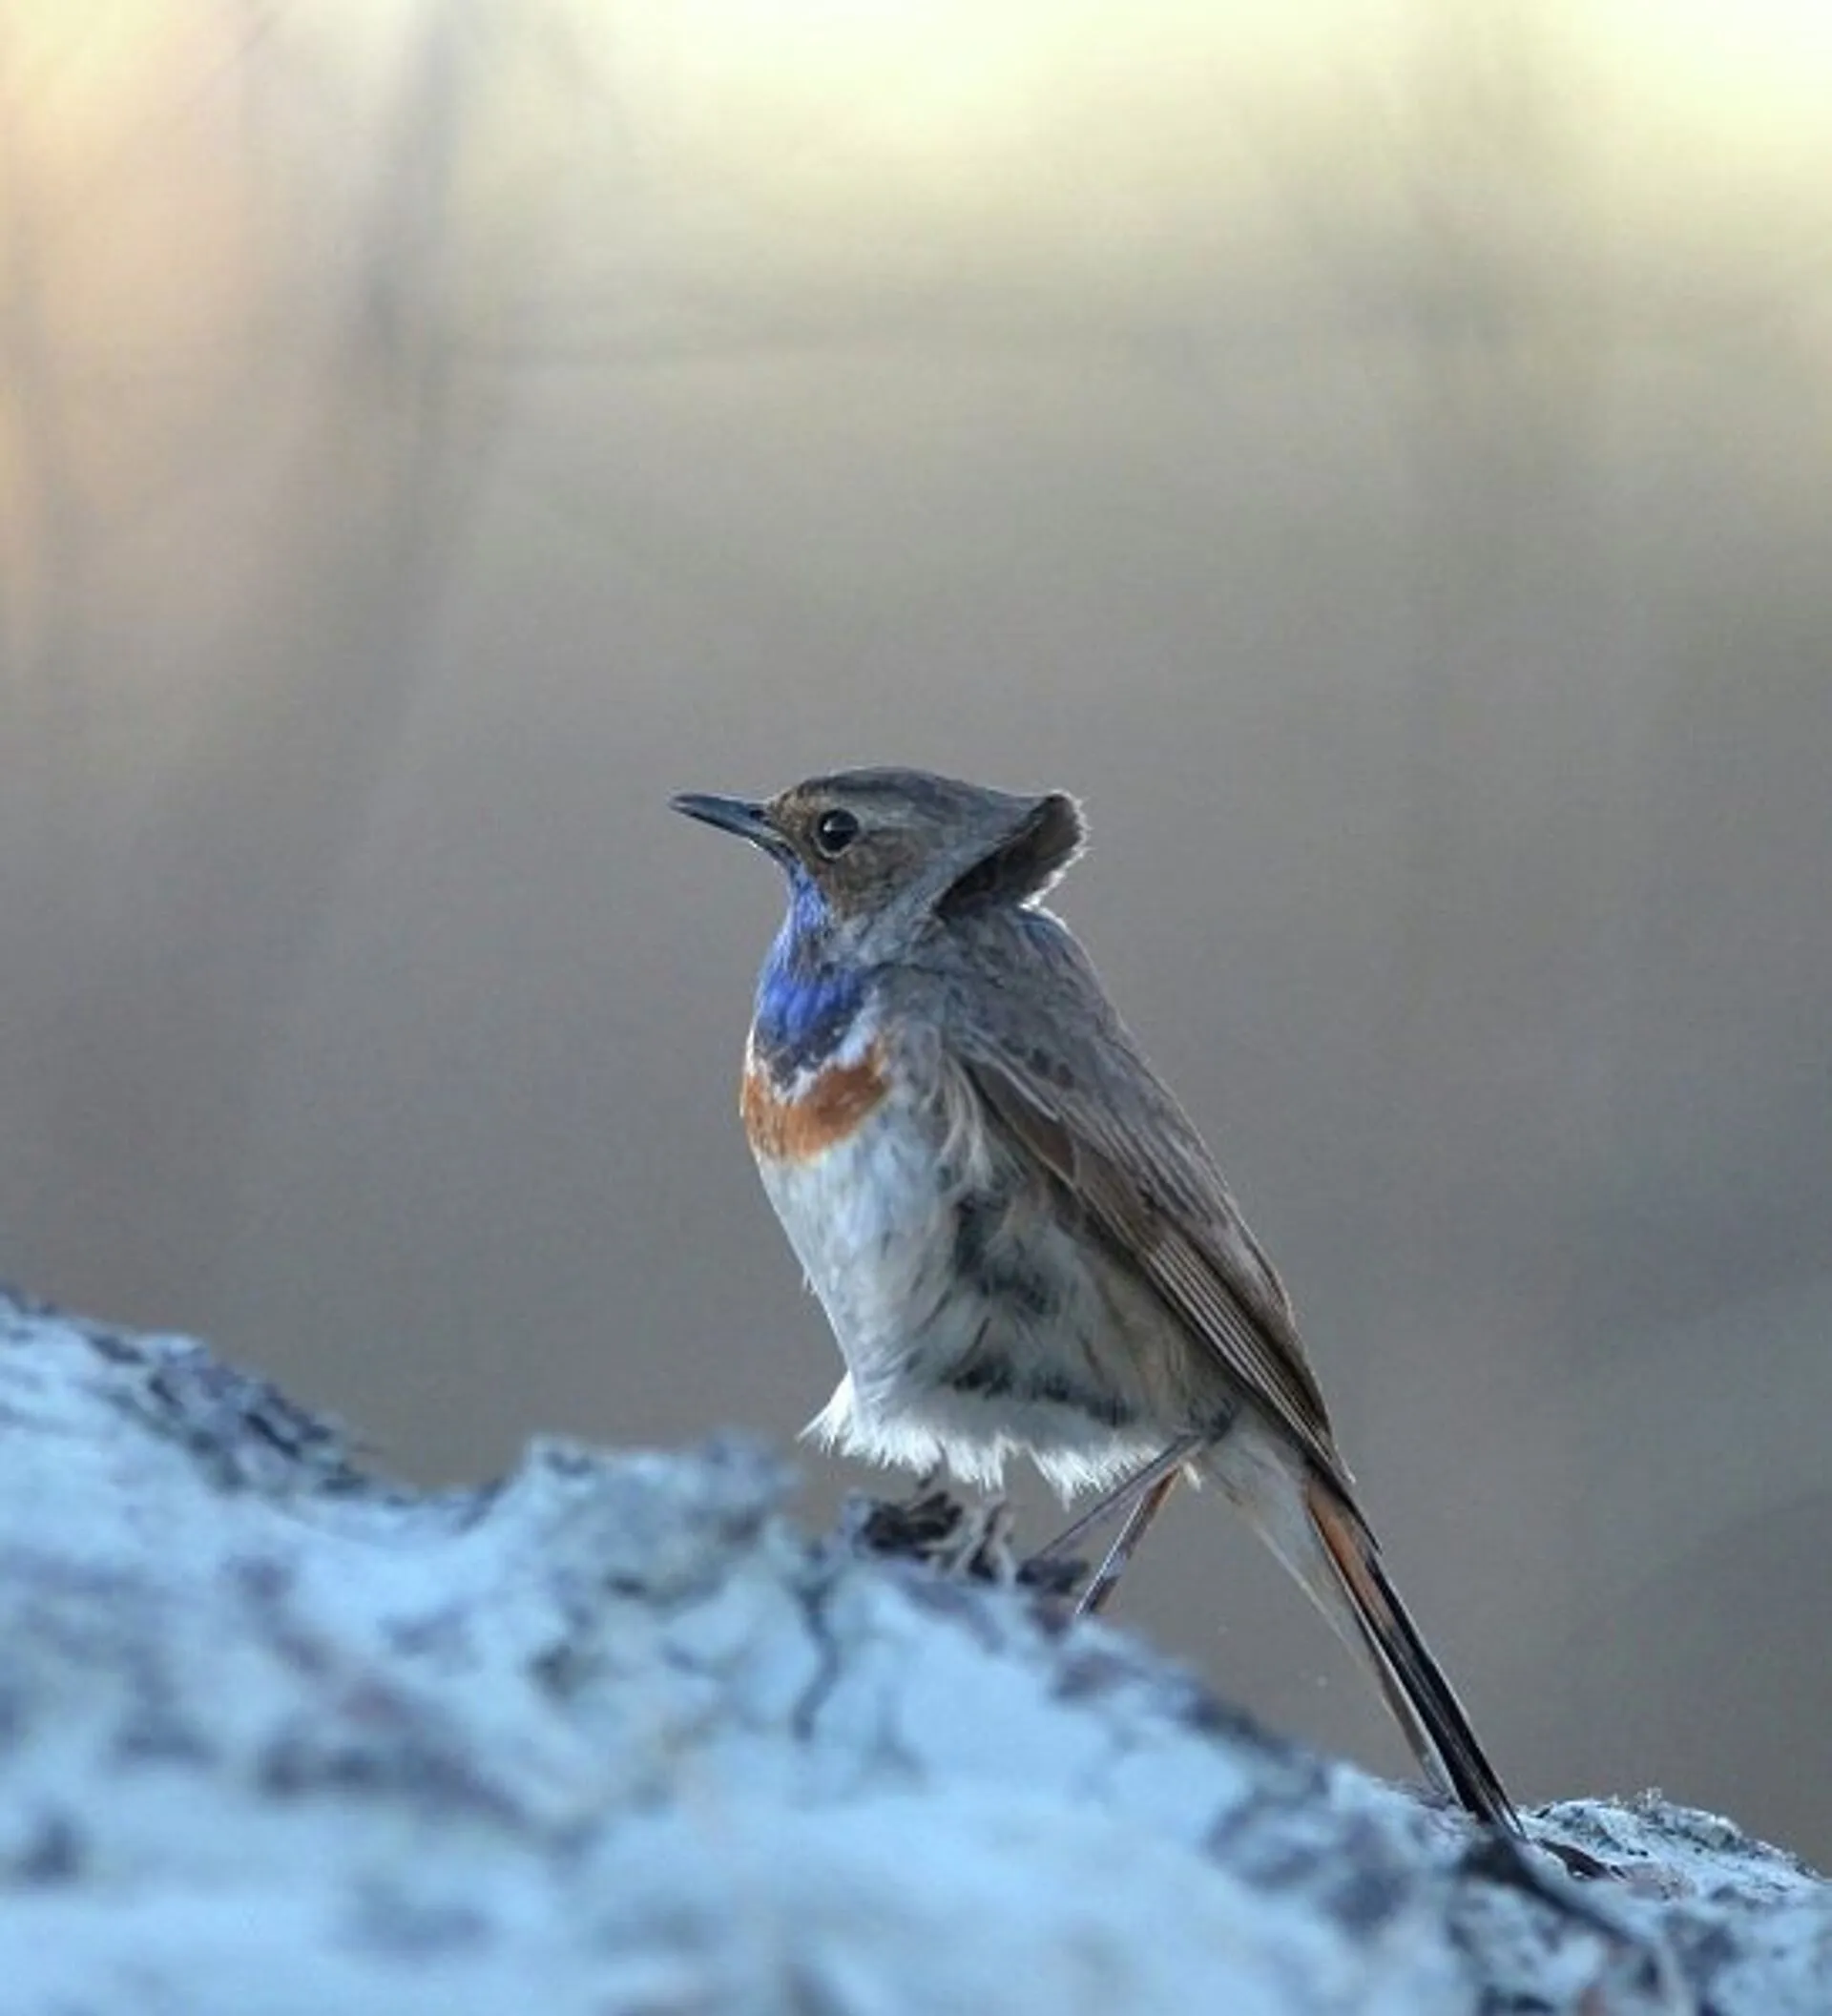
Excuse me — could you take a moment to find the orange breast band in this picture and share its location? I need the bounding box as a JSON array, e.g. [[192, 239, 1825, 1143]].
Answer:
[[742, 1042, 890, 1162]]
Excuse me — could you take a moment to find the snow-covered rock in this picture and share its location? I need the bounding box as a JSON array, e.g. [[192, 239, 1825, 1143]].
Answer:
[[0, 1288, 1824, 2013]]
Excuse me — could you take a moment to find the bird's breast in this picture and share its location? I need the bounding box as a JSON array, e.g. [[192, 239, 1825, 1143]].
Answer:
[[737, 1016, 1171, 1494], [740, 1020, 952, 1359]]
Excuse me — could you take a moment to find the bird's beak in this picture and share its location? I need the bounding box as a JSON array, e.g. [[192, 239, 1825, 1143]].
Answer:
[[669, 791, 777, 848]]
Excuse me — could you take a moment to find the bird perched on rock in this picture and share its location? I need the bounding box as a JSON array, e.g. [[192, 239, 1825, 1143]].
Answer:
[[673, 766, 1517, 1832]]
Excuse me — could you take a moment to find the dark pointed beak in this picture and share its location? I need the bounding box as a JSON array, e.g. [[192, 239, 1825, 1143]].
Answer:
[[669, 791, 776, 847]]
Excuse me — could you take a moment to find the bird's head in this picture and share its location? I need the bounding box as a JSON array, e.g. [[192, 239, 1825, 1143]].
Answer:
[[670, 766, 1085, 963]]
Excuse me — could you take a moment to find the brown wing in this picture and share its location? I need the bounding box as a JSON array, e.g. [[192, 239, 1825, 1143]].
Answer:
[[931, 922, 1353, 1494]]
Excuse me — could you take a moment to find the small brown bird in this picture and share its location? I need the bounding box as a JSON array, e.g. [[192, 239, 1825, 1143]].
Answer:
[[673, 767, 1518, 1831]]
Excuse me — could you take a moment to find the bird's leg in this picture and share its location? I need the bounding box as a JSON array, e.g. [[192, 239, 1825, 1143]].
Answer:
[[1022, 1432, 1209, 1596], [1074, 1471, 1181, 1617]]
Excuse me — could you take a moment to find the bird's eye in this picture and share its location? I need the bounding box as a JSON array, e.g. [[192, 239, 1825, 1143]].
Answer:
[[812, 808, 861, 858]]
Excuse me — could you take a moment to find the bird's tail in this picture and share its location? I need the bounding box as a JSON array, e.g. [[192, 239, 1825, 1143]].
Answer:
[[1298, 1473, 1520, 1833]]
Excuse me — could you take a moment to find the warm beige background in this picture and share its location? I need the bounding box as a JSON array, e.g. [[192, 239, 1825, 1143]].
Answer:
[[4, 2, 1829, 1861]]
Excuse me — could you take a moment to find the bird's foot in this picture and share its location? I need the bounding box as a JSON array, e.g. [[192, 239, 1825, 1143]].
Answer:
[[841, 1482, 1043, 1587]]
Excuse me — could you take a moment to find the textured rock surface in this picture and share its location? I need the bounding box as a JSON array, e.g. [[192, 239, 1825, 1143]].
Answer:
[[0, 1287, 1825, 2013]]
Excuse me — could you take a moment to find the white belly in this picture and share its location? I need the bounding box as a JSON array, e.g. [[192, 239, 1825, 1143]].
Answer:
[[752, 1050, 1164, 1497]]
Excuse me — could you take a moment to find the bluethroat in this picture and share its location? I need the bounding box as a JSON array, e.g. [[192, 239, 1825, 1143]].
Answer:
[[672, 767, 1517, 1831]]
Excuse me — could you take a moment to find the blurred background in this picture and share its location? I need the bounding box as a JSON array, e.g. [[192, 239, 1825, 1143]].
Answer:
[[3, 0, 1829, 1860]]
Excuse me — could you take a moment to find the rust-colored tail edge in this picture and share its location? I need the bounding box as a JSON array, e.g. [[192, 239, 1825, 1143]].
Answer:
[[1304, 1476, 1521, 1835]]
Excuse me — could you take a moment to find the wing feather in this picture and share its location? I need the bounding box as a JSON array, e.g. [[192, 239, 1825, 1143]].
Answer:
[[929, 920, 1352, 1492]]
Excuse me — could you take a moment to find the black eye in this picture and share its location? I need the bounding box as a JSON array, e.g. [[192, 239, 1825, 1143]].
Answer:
[[812, 808, 860, 858]]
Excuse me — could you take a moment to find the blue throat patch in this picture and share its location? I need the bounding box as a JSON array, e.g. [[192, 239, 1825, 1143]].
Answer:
[[753, 869, 864, 1077]]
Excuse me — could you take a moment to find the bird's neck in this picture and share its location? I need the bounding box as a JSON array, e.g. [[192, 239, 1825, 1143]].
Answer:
[[753, 870, 866, 1079]]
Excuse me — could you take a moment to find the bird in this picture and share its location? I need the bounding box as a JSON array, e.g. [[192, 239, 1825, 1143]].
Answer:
[[671, 765, 1518, 1832]]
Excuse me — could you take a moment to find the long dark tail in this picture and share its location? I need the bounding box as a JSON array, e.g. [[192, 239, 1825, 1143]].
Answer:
[[1302, 1474, 1520, 1834]]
